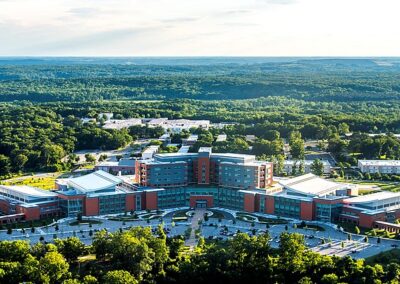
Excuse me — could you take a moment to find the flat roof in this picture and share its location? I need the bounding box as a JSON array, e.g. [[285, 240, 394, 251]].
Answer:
[[143, 145, 160, 154], [199, 147, 212, 153], [343, 191, 400, 204], [65, 170, 123, 193], [0, 185, 57, 198], [358, 160, 400, 166], [96, 161, 118, 167], [178, 146, 190, 153], [279, 173, 347, 197]]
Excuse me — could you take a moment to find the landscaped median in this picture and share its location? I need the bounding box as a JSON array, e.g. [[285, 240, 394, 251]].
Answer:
[[235, 212, 289, 225], [107, 210, 164, 221]]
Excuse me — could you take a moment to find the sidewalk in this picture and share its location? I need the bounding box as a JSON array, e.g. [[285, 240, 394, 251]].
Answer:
[[185, 208, 205, 248]]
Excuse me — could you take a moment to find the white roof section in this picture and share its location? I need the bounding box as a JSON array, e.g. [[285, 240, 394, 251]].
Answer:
[[358, 160, 400, 166], [279, 173, 347, 197], [186, 134, 198, 141], [65, 170, 123, 193], [216, 134, 227, 142], [343, 191, 400, 204], [96, 161, 119, 167], [178, 145, 190, 153], [199, 147, 212, 153], [0, 185, 57, 198], [103, 118, 143, 130]]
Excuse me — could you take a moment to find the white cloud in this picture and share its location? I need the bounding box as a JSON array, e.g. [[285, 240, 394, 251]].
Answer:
[[0, 0, 399, 56]]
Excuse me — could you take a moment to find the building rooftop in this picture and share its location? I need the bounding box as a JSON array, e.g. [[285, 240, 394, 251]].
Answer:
[[343, 191, 400, 204], [178, 146, 190, 153], [279, 173, 347, 197], [103, 118, 142, 130], [0, 185, 58, 198], [63, 170, 123, 193], [142, 145, 160, 156], [198, 147, 212, 153], [118, 158, 136, 167], [216, 134, 227, 142], [358, 160, 400, 166]]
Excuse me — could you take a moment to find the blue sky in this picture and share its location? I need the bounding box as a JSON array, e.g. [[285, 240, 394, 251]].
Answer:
[[0, 0, 399, 56]]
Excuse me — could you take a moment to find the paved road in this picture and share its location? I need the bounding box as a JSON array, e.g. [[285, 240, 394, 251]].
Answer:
[[185, 208, 205, 248]]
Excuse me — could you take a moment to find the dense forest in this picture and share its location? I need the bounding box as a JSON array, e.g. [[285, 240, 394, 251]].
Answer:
[[1, 58, 400, 102], [0, 227, 399, 284], [1, 57, 400, 176]]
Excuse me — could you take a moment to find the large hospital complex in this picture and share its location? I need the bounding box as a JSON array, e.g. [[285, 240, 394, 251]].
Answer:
[[1, 148, 400, 232]]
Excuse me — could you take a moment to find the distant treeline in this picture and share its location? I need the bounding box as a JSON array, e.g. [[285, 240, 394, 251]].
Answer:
[[0, 59, 400, 102]]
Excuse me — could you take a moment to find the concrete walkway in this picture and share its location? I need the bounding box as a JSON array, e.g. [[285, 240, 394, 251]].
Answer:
[[185, 208, 205, 248]]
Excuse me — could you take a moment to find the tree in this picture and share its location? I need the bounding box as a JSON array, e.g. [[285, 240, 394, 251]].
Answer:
[[103, 270, 138, 284], [311, 159, 324, 176], [83, 275, 98, 284], [338, 123, 350, 135], [84, 154, 96, 164], [298, 160, 305, 175], [355, 226, 360, 234], [273, 154, 285, 176], [289, 131, 305, 159], [0, 154, 11, 175], [41, 144, 65, 168], [321, 273, 339, 284], [39, 251, 70, 283], [54, 237, 85, 262], [291, 160, 297, 176], [13, 154, 28, 171]]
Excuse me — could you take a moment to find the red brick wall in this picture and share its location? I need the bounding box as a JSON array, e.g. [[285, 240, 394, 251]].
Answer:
[[189, 195, 214, 208], [265, 196, 275, 214], [125, 194, 136, 211], [300, 201, 313, 221], [254, 194, 261, 212], [197, 157, 210, 184], [244, 193, 255, 213], [359, 212, 386, 228], [145, 191, 158, 210], [85, 197, 99, 216], [57, 194, 85, 201], [0, 199, 10, 214], [395, 209, 400, 220], [16, 205, 41, 221]]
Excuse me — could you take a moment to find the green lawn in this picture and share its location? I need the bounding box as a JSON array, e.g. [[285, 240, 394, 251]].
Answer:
[[236, 212, 289, 224], [297, 223, 325, 231], [69, 219, 102, 226], [209, 210, 226, 219], [173, 210, 190, 218], [0, 217, 59, 230]]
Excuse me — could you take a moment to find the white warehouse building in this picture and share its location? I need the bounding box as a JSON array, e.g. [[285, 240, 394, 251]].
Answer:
[[358, 160, 400, 174]]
